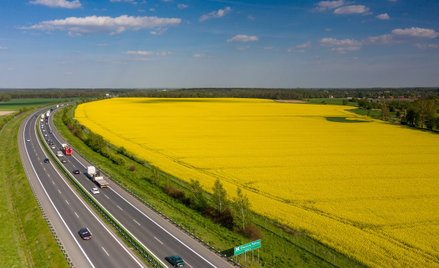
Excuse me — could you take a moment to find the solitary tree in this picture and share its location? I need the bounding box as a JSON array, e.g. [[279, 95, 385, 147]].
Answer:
[[233, 187, 251, 231], [212, 179, 228, 215], [189, 179, 207, 210]]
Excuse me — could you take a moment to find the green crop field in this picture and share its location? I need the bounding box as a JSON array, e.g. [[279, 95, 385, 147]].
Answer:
[[0, 98, 67, 111]]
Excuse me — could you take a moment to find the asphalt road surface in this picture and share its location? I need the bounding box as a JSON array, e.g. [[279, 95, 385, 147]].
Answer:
[[20, 110, 145, 268]]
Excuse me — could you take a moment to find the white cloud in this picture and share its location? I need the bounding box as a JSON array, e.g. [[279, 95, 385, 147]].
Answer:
[[247, 15, 256, 21], [0, 46, 8, 50], [320, 38, 361, 47], [192, 53, 206, 58], [289, 41, 311, 52], [263, 46, 273, 50], [330, 46, 360, 53], [320, 38, 362, 53], [22, 15, 181, 35], [127, 50, 154, 56], [367, 34, 393, 44], [415, 43, 439, 49], [177, 4, 189, 9], [228, 34, 258, 42], [199, 7, 231, 22], [392, 27, 439, 39], [315, 0, 345, 11], [296, 41, 311, 49], [334, 5, 370, 15], [30, 0, 81, 9], [126, 50, 170, 59], [376, 13, 390, 20]]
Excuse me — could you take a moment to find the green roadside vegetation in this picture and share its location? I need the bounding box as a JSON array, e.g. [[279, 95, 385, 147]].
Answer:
[[55, 105, 364, 268], [0, 110, 68, 267]]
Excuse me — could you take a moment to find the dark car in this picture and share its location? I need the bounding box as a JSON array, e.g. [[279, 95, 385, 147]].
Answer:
[[43, 158, 50, 163], [61, 158, 67, 163], [78, 227, 92, 240], [73, 170, 80, 175], [165, 256, 185, 267]]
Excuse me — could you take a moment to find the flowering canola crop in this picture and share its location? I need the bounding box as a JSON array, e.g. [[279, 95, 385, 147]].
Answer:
[[75, 98, 439, 267]]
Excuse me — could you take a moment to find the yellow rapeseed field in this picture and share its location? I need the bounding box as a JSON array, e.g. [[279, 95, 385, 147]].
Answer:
[[75, 98, 439, 267]]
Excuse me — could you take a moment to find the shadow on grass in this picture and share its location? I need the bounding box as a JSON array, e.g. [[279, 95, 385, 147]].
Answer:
[[325, 117, 369, 123]]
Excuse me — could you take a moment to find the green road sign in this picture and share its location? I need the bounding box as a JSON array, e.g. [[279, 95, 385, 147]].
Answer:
[[234, 239, 261, 256]]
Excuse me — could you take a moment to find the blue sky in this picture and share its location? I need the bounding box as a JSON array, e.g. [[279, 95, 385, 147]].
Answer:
[[0, 0, 438, 88]]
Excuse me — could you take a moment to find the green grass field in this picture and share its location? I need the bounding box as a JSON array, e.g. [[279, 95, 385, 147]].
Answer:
[[306, 98, 357, 106], [55, 105, 364, 268], [0, 98, 68, 111], [0, 110, 68, 267]]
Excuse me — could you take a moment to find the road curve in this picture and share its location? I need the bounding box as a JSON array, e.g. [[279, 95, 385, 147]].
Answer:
[[19, 109, 145, 268], [47, 106, 235, 268]]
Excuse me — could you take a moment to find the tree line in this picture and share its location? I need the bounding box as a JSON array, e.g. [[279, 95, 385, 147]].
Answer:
[[357, 97, 439, 131], [1, 87, 437, 100]]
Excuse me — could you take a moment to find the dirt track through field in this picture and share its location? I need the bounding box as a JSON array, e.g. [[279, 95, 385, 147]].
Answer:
[[0, 111, 15, 116]]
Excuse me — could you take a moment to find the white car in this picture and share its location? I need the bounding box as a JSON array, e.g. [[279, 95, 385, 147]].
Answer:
[[51, 145, 56, 149], [90, 187, 100, 195]]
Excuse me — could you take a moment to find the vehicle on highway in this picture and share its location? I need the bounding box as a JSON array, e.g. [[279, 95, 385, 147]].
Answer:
[[165, 256, 185, 267], [26, 139, 30, 142], [78, 227, 92, 240], [73, 169, 81, 175], [56, 151, 63, 157], [87, 166, 110, 188], [90, 187, 100, 195], [43, 158, 49, 163], [51, 145, 56, 149], [61, 158, 67, 163]]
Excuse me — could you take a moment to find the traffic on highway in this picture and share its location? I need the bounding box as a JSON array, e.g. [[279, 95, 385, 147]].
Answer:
[[21, 106, 234, 268]]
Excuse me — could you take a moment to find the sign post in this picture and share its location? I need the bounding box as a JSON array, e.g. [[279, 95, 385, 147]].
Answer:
[[233, 239, 261, 256]]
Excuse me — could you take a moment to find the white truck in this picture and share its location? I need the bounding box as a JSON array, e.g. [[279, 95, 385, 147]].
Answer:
[[86, 166, 109, 188]]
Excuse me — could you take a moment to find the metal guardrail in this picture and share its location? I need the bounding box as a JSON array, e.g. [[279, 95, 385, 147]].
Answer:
[[36, 117, 165, 268]]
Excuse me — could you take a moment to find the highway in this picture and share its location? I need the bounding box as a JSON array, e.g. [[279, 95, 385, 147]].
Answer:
[[19, 110, 145, 268], [39, 106, 234, 268]]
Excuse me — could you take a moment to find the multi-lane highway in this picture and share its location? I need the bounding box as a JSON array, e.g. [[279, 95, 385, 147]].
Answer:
[[19, 110, 145, 268], [21, 107, 234, 268]]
